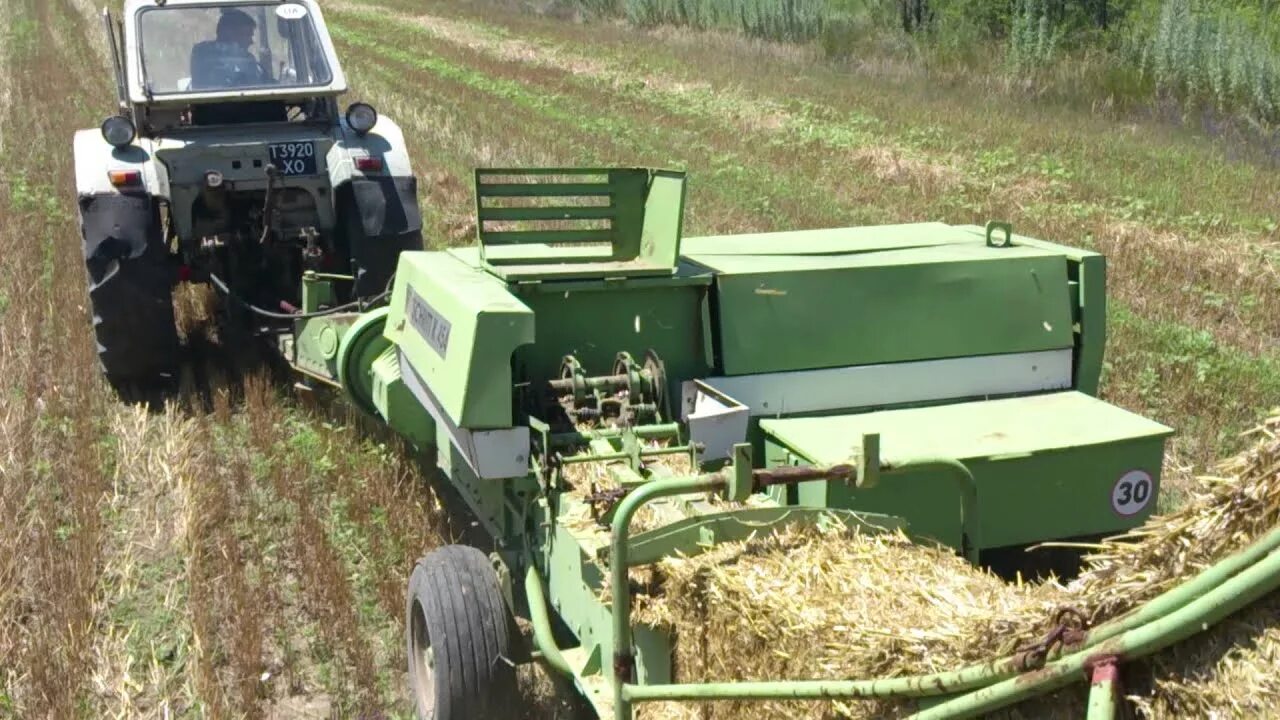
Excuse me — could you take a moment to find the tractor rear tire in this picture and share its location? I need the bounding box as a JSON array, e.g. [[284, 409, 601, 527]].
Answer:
[[82, 203, 179, 397], [337, 184, 423, 301], [406, 545, 519, 720]]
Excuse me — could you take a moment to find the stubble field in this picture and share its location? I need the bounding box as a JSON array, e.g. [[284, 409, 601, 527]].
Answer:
[[2, 0, 1278, 718]]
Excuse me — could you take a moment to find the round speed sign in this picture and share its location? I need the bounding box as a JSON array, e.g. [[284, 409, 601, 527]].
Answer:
[[1111, 470, 1153, 516]]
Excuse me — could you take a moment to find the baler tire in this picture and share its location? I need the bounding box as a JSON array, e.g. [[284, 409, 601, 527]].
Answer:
[[406, 545, 518, 720], [83, 211, 179, 398]]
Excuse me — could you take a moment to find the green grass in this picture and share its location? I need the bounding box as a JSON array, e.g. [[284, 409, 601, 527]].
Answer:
[[525, 0, 1280, 128]]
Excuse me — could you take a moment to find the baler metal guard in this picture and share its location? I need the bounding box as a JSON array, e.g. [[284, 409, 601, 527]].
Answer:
[[522, 500, 1280, 720], [589, 450, 982, 720]]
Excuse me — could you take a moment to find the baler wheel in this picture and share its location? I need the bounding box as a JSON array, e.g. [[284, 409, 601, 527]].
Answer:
[[406, 545, 518, 720]]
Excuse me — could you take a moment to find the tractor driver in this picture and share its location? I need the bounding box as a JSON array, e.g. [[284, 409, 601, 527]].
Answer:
[[190, 10, 268, 90]]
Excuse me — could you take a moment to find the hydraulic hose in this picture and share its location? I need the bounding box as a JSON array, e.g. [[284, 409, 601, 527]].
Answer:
[[209, 272, 387, 320], [258, 164, 279, 245], [623, 522, 1280, 705], [908, 543, 1280, 720]]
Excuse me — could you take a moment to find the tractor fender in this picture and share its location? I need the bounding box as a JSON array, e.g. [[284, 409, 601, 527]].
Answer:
[[327, 114, 421, 237], [78, 192, 160, 265], [73, 130, 170, 199]]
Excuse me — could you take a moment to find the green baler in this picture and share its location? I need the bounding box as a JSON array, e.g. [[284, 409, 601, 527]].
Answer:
[[288, 167, 1177, 719]]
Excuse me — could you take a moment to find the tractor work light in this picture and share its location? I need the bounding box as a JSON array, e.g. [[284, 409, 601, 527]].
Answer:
[[346, 103, 378, 135], [101, 115, 136, 148]]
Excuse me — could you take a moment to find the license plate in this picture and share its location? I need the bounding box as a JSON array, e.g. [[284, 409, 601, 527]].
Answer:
[[268, 142, 318, 176]]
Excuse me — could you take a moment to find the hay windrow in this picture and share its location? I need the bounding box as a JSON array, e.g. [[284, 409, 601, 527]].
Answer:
[[633, 417, 1280, 719]]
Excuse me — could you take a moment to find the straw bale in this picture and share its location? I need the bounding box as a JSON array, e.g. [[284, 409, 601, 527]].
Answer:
[[634, 523, 1073, 720], [632, 416, 1280, 719]]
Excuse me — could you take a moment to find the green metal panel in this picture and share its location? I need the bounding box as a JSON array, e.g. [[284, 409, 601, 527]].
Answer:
[[432, 425, 510, 537], [691, 243, 1074, 376], [384, 251, 535, 429], [473, 168, 687, 281], [369, 346, 436, 449], [509, 272, 713, 407], [1074, 253, 1107, 395], [960, 225, 1107, 396], [290, 313, 356, 384], [763, 392, 1173, 549], [682, 222, 965, 256]]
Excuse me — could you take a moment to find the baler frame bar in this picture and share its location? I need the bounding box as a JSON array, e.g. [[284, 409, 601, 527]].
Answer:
[[551, 445, 980, 720], [524, 488, 1280, 720]]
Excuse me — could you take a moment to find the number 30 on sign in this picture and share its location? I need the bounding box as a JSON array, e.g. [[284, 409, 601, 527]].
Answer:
[[1111, 469, 1153, 516]]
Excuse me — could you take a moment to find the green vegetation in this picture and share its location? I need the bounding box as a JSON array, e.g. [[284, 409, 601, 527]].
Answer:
[[623, 0, 827, 41], [537, 0, 1280, 129]]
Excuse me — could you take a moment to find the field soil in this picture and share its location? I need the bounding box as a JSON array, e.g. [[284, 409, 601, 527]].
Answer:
[[2, 0, 1278, 718]]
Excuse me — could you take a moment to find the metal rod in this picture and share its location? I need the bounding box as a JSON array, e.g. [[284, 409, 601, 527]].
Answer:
[[1067, 521, 1280, 652], [559, 446, 692, 466], [750, 463, 856, 489], [883, 457, 979, 564], [548, 373, 631, 393], [1085, 661, 1119, 720], [306, 272, 356, 282], [550, 423, 681, 448], [908, 545, 1280, 720], [611, 475, 727, 720], [525, 565, 575, 679]]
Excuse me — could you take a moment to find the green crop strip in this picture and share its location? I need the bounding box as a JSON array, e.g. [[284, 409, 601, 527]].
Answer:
[[331, 15, 857, 229]]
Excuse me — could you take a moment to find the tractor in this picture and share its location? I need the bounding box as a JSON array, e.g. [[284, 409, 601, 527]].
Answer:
[[73, 0, 420, 394]]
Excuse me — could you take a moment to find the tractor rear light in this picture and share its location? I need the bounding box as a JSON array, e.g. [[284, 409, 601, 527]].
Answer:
[[108, 170, 142, 187], [355, 156, 383, 173]]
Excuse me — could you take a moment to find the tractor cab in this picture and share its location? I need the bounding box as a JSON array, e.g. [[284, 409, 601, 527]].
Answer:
[[115, 0, 349, 132]]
